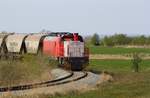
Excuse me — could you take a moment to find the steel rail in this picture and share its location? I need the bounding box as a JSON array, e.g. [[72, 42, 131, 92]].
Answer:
[[0, 71, 73, 92], [0, 71, 88, 92]]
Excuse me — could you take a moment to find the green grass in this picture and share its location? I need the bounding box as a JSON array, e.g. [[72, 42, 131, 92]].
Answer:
[[0, 55, 57, 86], [89, 46, 150, 54], [88, 59, 150, 72]]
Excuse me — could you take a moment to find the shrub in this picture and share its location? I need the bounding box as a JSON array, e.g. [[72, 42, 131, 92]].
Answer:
[[91, 33, 100, 46], [131, 53, 142, 72]]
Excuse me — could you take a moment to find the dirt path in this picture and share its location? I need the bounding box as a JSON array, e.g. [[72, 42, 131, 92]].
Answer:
[[90, 54, 150, 60]]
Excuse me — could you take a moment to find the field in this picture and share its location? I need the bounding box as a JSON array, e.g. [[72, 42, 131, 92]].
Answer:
[[1, 46, 150, 98], [1, 58, 150, 98], [89, 46, 150, 54], [45, 59, 150, 98], [89, 59, 150, 72], [2, 59, 150, 98]]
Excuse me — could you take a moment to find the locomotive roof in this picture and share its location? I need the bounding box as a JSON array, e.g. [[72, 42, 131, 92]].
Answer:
[[48, 32, 72, 36]]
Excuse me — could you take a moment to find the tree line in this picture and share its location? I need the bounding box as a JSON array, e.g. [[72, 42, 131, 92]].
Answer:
[[90, 33, 150, 46]]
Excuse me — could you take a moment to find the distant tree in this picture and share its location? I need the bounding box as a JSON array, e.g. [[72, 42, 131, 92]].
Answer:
[[102, 36, 114, 46], [84, 36, 92, 46], [112, 34, 131, 45], [101, 34, 132, 46], [91, 33, 100, 46], [98, 33, 150, 46], [131, 35, 146, 45], [145, 36, 150, 45]]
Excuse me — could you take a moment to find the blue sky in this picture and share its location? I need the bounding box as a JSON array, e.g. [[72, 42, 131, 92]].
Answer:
[[0, 0, 149, 36]]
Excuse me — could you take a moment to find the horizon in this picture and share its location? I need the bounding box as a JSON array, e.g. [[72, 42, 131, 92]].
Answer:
[[1, 31, 150, 37]]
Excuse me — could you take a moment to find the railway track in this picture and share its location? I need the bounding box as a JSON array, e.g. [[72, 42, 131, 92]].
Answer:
[[0, 71, 88, 93]]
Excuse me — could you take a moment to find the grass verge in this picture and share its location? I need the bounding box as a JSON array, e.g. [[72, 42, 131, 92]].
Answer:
[[89, 46, 150, 54], [0, 55, 58, 87]]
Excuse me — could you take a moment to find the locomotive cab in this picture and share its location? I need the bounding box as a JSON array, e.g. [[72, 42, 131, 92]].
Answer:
[[62, 33, 89, 70]]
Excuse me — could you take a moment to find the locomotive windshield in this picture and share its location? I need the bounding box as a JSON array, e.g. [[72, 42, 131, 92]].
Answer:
[[62, 35, 83, 42]]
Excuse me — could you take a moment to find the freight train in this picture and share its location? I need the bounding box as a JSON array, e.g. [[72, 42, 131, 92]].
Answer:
[[0, 32, 89, 70]]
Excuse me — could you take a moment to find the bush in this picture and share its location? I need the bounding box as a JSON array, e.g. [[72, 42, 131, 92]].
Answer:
[[102, 36, 115, 46], [131, 53, 142, 72], [91, 33, 100, 46], [102, 34, 131, 46], [99, 34, 150, 46], [131, 35, 146, 45]]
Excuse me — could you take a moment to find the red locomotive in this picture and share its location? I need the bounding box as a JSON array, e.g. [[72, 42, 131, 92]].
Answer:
[[0, 32, 89, 70], [43, 32, 89, 70]]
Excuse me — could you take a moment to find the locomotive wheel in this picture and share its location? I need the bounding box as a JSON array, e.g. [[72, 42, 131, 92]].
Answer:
[[58, 57, 64, 65], [57, 57, 64, 68]]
